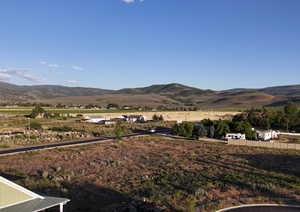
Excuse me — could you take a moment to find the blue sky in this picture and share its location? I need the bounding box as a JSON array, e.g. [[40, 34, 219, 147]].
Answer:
[[0, 0, 299, 90]]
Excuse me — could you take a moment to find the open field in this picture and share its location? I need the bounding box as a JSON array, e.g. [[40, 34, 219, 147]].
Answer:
[[278, 134, 300, 144], [0, 108, 141, 115], [0, 109, 239, 121], [1, 137, 300, 211], [0, 116, 173, 149], [78, 111, 239, 122]]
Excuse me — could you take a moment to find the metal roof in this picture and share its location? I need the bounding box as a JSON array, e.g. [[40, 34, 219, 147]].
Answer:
[[0, 196, 70, 212]]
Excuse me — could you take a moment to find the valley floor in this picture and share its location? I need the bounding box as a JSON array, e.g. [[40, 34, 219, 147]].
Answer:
[[0, 136, 300, 212]]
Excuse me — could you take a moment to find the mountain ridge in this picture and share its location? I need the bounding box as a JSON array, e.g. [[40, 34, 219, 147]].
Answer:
[[0, 81, 300, 108]]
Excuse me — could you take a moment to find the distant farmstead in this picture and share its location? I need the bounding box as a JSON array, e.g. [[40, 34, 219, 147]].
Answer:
[[122, 115, 146, 123], [83, 115, 108, 123], [225, 133, 246, 140], [256, 130, 279, 141], [0, 114, 8, 118]]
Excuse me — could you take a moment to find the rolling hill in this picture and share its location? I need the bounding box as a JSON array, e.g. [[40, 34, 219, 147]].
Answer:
[[0, 82, 113, 101], [0, 82, 299, 108]]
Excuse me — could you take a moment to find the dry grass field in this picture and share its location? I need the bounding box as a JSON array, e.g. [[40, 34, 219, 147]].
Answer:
[[37, 94, 179, 107], [1, 136, 300, 212], [85, 111, 239, 122]]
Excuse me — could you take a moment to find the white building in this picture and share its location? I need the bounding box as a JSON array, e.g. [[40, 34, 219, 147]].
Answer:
[[83, 115, 109, 123], [225, 133, 246, 140], [256, 130, 279, 141], [122, 115, 146, 123]]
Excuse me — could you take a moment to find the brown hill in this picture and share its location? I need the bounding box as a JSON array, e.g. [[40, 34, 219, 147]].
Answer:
[[0, 82, 300, 108]]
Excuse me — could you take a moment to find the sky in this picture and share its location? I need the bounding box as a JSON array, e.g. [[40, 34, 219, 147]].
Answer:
[[0, 0, 299, 90]]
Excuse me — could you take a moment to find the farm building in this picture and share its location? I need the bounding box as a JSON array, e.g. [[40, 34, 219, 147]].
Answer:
[[99, 120, 117, 125], [122, 115, 146, 123], [256, 130, 279, 141], [0, 176, 69, 212], [83, 115, 109, 123], [225, 133, 246, 140]]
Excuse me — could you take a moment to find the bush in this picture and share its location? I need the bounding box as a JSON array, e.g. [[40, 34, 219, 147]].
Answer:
[[49, 126, 73, 132], [172, 122, 194, 138], [114, 122, 125, 140], [153, 114, 164, 121], [29, 121, 42, 130]]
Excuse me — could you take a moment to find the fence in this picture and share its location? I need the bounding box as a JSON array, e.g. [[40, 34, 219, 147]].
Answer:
[[227, 139, 300, 150]]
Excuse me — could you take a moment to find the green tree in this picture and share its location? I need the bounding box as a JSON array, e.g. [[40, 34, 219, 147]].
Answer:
[[284, 102, 298, 131], [215, 121, 230, 139], [171, 124, 180, 135], [152, 114, 160, 121], [159, 115, 164, 121], [30, 105, 45, 119], [194, 123, 208, 138], [113, 122, 125, 140], [107, 103, 119, 109], [284, 101, 298, 117], [171, 122, 194, 138], [208, 125, 215, 138], [233, 121, 256, 140]]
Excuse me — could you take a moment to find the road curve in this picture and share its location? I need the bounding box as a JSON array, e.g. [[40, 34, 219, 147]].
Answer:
[[217, 205, 300, 212]]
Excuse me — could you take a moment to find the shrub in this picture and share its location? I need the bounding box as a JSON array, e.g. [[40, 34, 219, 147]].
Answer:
[[49, 126, 73, 132], [29, 121, 42, 130], [114, 122, 125, 140]]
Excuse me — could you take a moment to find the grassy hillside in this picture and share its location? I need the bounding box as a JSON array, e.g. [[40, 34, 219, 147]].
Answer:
[[1, 82, 300, 108]]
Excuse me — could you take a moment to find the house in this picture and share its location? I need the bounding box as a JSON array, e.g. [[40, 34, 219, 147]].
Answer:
[[83, 115, 109, 123], [256, 130, 279, 141], [225, 133, 246, 140], [122, 106, 132, 110], [122, 115, 146, 123], [99, 120, 116, 125], [0, 176, 69, 212]]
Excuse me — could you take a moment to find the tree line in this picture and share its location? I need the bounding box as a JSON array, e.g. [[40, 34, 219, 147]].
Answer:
[[171, 102, 300, 140]]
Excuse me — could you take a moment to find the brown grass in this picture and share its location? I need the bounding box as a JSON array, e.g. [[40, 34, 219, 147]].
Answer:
[[1, 137, 300, 211]]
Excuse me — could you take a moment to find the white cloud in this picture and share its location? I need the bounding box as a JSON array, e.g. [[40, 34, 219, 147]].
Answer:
[[48, 64, 60, 69], [40, 61, 60, 69], [0, 73, 11, 81], [72, 66, 84, 71], [122, 0, 144, 4], [65, 80, 80, 84], [122, 0, 135, 3], [0, 68, 44, 83]]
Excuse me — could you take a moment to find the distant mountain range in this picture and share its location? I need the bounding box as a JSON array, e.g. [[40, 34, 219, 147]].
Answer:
[[0, 82, 299, 108]]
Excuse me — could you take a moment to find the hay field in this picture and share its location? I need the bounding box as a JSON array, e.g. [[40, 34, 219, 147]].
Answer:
[[84, 111, 239, 121]]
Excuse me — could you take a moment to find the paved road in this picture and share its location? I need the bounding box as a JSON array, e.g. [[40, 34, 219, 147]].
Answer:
[[219, 206, 300, 212], [0, 130, 168, 156]]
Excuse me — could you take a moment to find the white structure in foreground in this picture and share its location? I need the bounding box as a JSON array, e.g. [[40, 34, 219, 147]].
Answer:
[[225, 133, 246, 140], [0, 176, 69, 212], [256, 130, 279, 141]]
